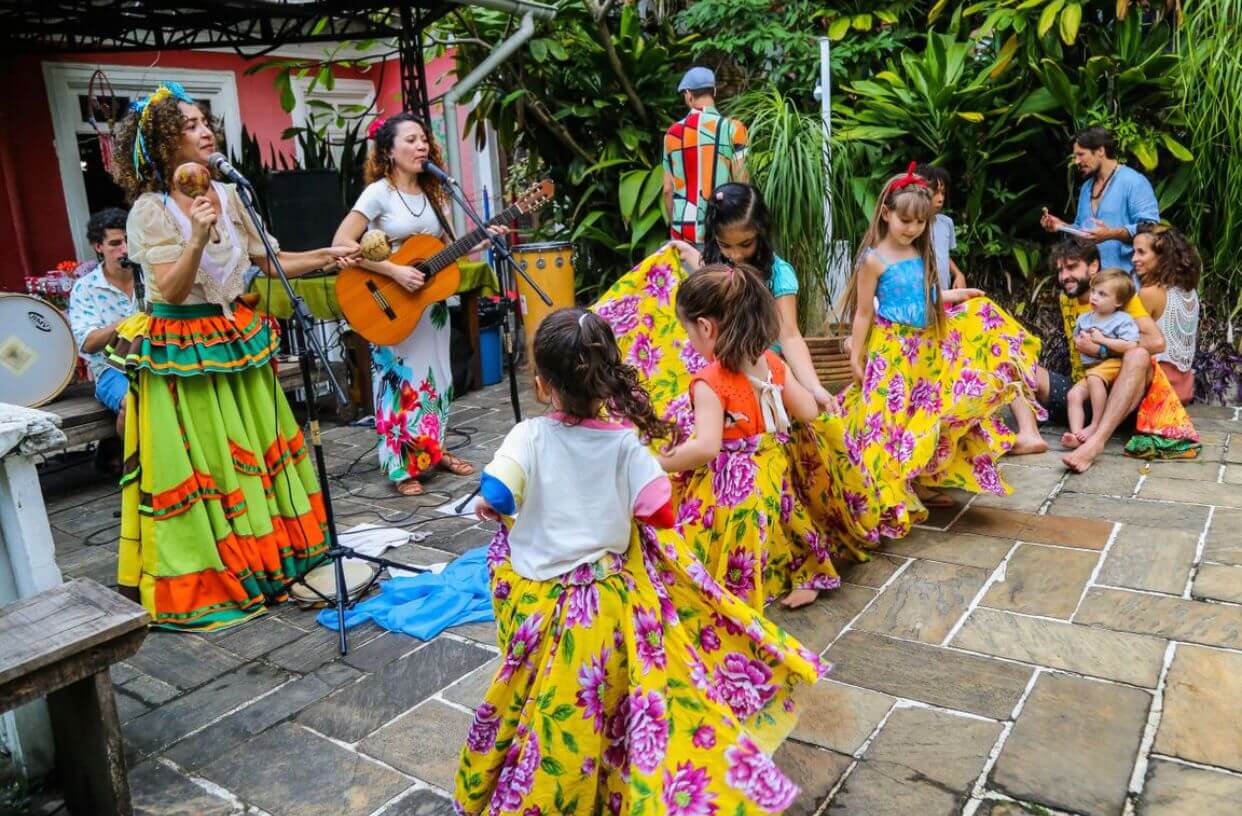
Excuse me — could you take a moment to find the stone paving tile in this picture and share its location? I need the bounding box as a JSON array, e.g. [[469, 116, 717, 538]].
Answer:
[[991, 673, 1150, 816], [836, 553, 905, 588], [1191, 563, 1242, 603], [342, 632, 424, 673], [163, 662, 362, 771], [975, 801, 1034, 816], [826, 631, 1032, 719], [1139, 476, 1242, 508], [1138, 758, 1242, 815], [451, 621, 499, 648], [120, 673, 180, 707], [125, 630, 244, 691], [1153, 644, 1242, 772], [790, 680, 894, 755], [766, 584, 875, 653], [953, 608, 1166, 687], [358, 699, 471, 791], [1203, 507, 1242, 565], [1075, 587, 1242, 649], [973, 465, 1063, 511], [208, 616, 307, 661], [378, 788, 457, 816], [123, 662, 291, 756], [882, 528, 1013, 570], [1186, 404, 1237, 420], [1098, 525, 1198, 595], [1143, 459, 1227, 482], [981, 543, 1099, 619], [1050, 493, 1211, 532], [952, 506, 1114, 549], [828, 707, 1000, 816], [854, 560, 989, 644], [774, 741, 852, 816], [1061, 457, 1145, 497], [128, 759, 234, 816], [441, 657, 498, 711], [1225, 463, 1242, 484], [267, 622, 384, 674], [299, 637, 492, 743], [115, 690, 151, 724], [385, 542, 461, 570], [200, 722, 410, 816]]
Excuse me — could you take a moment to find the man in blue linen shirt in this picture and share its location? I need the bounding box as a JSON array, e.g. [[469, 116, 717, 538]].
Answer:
[[1040, 127, 1159, 279]]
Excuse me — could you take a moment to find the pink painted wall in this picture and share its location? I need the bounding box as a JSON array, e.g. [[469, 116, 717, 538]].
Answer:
[[0, 48, 481, 292]]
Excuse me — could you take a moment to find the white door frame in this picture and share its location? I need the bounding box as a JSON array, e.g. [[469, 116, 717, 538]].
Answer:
[[41, 62, 243, 260]]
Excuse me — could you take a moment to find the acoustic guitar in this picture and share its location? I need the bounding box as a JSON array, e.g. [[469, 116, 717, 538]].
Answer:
[[335, 179, 555, 345]]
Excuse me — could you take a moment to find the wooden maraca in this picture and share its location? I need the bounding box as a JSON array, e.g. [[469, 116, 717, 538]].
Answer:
[[358, 229, 392, 262], [172, 162, 219, 243]]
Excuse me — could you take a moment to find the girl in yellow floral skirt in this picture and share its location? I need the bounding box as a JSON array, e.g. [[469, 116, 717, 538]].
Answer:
[[593, 186, 887, 575], [454, 309, 826, 815], [840, 164, 1044, 516], [655, 264, 839, 610]]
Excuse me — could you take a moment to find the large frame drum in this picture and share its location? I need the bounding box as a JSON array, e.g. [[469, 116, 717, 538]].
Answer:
[[0, 295, 78, 408]]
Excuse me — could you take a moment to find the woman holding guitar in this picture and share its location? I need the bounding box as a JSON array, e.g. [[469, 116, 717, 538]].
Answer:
[[333, 114, 487, 496]]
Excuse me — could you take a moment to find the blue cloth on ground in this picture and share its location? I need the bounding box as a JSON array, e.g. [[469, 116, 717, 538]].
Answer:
[[316, 546, 494, 639]]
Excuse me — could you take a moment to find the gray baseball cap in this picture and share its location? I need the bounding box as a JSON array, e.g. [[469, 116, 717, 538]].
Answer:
[[677, 66, 716, 92]]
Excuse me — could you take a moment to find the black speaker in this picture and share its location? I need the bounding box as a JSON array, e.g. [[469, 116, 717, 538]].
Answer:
[[264, 169, 345, 251]]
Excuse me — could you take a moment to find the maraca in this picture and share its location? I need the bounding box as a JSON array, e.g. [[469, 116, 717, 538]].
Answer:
[[359, 229, 391, 262], [172, 162, 219, 242]]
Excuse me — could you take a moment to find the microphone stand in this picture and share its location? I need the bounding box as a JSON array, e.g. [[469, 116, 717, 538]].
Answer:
[[232, 179, 424, 656], [436, 172, 551, 425]]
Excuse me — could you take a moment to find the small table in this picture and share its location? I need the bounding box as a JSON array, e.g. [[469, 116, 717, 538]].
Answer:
[[249, 261, 501, 399], [0, 579, 149, 815]]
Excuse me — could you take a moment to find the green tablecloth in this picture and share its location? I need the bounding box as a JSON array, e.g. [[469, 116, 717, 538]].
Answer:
[[248, 259, 500, 320]]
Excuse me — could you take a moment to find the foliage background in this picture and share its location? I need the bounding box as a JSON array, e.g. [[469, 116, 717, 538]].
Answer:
[[251, 1, 1241, 399]]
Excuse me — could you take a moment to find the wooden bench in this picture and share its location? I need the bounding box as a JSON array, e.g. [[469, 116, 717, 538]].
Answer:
[[44, 357, 339, 450], [0, 578, 149, 816]]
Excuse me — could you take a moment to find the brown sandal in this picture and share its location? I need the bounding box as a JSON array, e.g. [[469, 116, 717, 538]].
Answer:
[[395, 478, 425, 496], [440, 454, 476, 477]]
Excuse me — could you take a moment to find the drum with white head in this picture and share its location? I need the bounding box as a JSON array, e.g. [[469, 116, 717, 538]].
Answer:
[[0, 294, 78, 407]]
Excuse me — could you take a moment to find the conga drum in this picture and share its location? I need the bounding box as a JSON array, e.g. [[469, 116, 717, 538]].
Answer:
[[512, 241, 575, 363], [0, 294, 78, 407]]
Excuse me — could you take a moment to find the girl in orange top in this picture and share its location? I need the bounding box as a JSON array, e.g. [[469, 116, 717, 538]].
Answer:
[[658, 264, 839, 610]]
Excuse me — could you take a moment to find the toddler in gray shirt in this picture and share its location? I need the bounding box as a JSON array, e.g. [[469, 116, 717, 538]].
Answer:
[[1064, 268, 1141, 447]]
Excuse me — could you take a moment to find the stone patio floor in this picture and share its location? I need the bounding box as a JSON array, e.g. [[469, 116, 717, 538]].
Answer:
[[33, 382, 1242, 816]]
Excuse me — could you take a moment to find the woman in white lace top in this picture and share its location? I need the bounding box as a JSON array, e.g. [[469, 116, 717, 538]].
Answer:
[[108, 82, 354, 630], [1133, 222, 1201, 404]]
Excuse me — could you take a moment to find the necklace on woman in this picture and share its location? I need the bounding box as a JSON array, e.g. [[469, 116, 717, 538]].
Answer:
[[393, 181, 428, 220]]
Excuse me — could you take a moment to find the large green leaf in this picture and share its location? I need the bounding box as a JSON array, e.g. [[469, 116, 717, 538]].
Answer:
[[1038, 0, 1066, 37]]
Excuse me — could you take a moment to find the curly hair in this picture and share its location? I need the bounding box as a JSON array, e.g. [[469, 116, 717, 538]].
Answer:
[[110, 97, 222, 201], [86, 207, 128, 245], [533, 309, 680, 446], [676, 263, 779, 371], [363, 113, 449, 227], [1135, 222, 1202, 291]]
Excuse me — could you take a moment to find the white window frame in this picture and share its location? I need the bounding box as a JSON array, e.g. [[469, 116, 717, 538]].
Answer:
[[291, 76, 376, 167], [41, 62, 242, 260]]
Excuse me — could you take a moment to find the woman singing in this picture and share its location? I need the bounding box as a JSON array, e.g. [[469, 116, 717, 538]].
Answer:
[[332, 113, 484, 496], [109, 82, 354, 630]]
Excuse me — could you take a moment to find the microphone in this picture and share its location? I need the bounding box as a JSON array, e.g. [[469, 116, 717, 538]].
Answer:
[[208, 153, 253, 188], [420, 160, 454, 185], [118, 255, 139, 270]]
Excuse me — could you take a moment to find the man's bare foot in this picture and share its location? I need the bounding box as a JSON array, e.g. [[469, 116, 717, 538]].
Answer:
[[1061, 431, 1082, 449], [1063, 440, 1103, 473], [1010, 433, 1049, 455], [781, 588, 819, 609]]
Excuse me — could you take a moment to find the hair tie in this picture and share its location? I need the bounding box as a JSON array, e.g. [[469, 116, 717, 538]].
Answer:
[[129, 81, 194, 182], [367, 116, 388, 141], [889, 161, 929, 193], [579, 312, 591, 329]]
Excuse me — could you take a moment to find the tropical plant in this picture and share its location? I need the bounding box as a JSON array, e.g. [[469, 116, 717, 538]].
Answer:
[[1176, 0, 1242, 319]]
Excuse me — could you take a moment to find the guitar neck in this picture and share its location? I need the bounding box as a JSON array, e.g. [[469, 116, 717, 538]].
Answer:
[[422, 202, 527, 274]]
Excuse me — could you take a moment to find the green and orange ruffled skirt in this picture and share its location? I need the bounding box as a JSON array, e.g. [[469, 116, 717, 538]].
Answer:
[[108, 302, 328, 631]]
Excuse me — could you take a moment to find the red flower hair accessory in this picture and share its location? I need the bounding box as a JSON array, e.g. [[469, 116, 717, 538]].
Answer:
[[889, 161, 928, 193], [367, 116, 389, 140]]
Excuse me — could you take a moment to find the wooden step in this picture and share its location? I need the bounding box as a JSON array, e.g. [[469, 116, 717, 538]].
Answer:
[[806, 334, 852, 389]]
